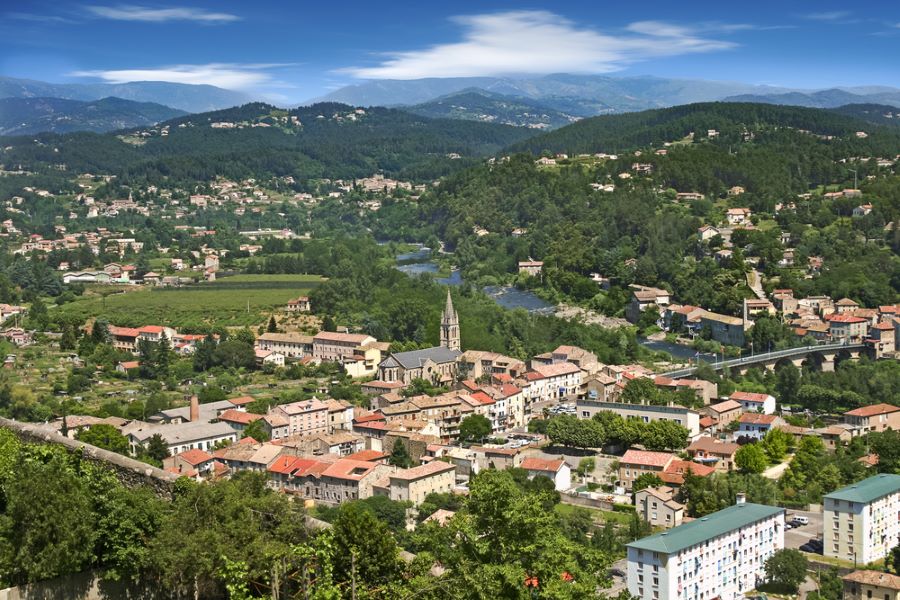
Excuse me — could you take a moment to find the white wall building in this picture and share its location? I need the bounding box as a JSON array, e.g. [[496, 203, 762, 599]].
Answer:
[[627, 498, 784, 600], [824, 474, 900, 565]]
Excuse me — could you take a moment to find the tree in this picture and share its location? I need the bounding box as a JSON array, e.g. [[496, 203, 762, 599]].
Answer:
[[735, 444, 769, 474], [764, 549, 808, 592], [632, 473, 663, 493], [266, 315, 277, 333], [27, 296, 48, 331], [808, 567, 842, 600], [75, 424, 129, 455], [775, 363, 801, 404], [144, 434, 170, 462], [887, 543, 900, 575], [640, 419, 689, 451], [760, 428, 792, 463], [459, 414, 492, 444], [59, 323, 78, 351], [620, 377, 660, 405], [575, 457, 596, 479], [213, 340, 256, 371], [331, 502, 401, 589], [388, 440, 413, 468], [242, 419, 270, 442]]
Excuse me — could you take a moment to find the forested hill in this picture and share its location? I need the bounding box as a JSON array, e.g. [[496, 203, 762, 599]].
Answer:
[[0, 102, 536, 185], [506, 102, 900, 155], [827, 104, 900, 127], [0, 96, 187, 135]]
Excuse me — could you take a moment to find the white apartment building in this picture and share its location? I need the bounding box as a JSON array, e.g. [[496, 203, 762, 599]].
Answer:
[[522, 362, 583, 404], [627, 499, 784, 600], [824, 474, 900, 565], [577, 399, 702, 439]]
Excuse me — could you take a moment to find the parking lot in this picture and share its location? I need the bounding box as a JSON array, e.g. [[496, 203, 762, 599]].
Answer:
[[783, 508, 824, 552]]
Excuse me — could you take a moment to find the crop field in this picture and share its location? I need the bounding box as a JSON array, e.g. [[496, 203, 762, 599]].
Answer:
[[56, 274, 324, 329]]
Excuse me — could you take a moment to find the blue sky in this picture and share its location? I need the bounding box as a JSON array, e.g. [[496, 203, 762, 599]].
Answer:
[[1, 1, 898, 103]]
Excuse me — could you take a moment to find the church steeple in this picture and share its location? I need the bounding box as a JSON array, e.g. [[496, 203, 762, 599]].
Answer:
[[440, 289, 460, 351]]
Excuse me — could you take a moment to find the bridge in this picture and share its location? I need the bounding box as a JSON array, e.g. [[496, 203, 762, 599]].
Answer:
[[661, 342, 867, 379]]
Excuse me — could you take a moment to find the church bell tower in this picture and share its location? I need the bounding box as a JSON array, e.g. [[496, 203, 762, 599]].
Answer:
[[440, 290, 460, 351]]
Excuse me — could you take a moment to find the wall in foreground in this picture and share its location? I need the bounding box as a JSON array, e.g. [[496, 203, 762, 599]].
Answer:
[[0, 417, 179, 499]]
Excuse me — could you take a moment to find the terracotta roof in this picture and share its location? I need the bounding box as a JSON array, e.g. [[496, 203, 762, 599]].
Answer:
[[707, 399, 742, 414], [313, 331, 373, 344], [845, 403, 900, 417], [469, 391, 495, 405], [739, 413, 778, 425], [621, 449, 675, 468], [229, 395, 256, 406], [346, 449, 388, 462], [389, 461, 455, 481], [825, 314, 867, 323], [730, 391, 772, 403], [322, 459, 379, 481], [687, 437, 740, 455], [842, 570, 900, 590], [217, 409, 262, 425], [659, 460, 716, 485], [699, 416, 714, 428], [521, 457, 565, 472], [176, 448, 213, 465]]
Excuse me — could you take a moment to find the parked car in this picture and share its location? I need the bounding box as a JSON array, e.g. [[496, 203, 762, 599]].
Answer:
[[791, 516, 809, 526]]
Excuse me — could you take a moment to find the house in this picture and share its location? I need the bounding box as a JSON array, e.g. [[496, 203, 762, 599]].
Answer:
[[312, 331, 376, 362], [737, 413, 784, 440], [842, 570, 900, 600], [852, 204, 873, 217], [618, 450, 675, 491], [626, 499, 783, 600], [725, 207, 752, 225], [686, 437, 740, 473], [867, 321, 896, 357], [268, 456, 392, 503], [217, 408, 262, 435], [108, 326, 141, 353], [279, 431, 365, 457], [255, 332, 313, 359], [261, 414, 289, 440], [658, 459, 715, 487], [635, 486, 684, 529], [457, 350, 526, 380], [843, 403, 900, 435], [522, 361, 583, 406], [255, 348, 285, 368], [116, 360, 140, 375], [162, 448, 215, 479], [532, 344, 601, 375], [373, 461, 456, 506], [325, 399, 354, 433], [625, 285, 671, 324], [518, 260, 544, 277], [214, 442, 284, 475], [521, 457, 571, 491], [699, 311, 747, 347], [697, 225, 720, 241], [825, 474, 900, 564], [581, 372, 619, 403], [729, 391, 776, 415], [835, 297, 860, 314], [653, 376, 718, 405], [702, 399, 743, 431], [826, 314, 869, 343], [286, 296, 311, 313], [269, 399, 329, 437]]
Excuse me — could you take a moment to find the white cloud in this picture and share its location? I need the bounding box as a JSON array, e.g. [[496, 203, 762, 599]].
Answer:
[[70, 63, 286, 90], [802, 11, 852, 21], [85, 5, 240, 23], [342, 11, 735, 80]]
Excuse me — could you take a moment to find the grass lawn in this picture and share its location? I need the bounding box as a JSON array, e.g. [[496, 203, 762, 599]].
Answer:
[[56, 274, 324, 329]]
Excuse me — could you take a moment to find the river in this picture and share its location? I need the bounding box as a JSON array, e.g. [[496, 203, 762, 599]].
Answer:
[[392, 254, 714, 362]]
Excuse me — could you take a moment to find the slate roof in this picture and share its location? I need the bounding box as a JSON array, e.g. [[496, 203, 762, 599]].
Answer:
[[381, 346, 462, 370], [627, 503, 783, 554]]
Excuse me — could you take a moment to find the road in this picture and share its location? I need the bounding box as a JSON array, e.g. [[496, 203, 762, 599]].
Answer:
[[762, 456, 793, 480]]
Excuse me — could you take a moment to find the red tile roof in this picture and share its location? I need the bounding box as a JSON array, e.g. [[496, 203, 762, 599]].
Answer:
[[470, 391, 495, 405], [739, 413, 778, 425], [176, 448, 213, 466], [621, 449, 675, 468], [730, 391, 772, 403], [229, 395, 255, 405], [346, 449, 388, 462], [521, 457, 565, 472], [845, 403, 900, 417], [218, 409, 262, 425], [825, 314, 867, 324]]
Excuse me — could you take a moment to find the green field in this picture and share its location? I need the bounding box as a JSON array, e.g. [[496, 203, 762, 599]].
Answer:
[[56, 274, 323, 329]]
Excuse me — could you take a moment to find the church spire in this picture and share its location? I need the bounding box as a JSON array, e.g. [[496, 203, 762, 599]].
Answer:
[[440, 289, 460, 351]]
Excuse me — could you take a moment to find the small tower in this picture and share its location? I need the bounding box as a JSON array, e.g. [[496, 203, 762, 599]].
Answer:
[[440, 289, 460, 351]]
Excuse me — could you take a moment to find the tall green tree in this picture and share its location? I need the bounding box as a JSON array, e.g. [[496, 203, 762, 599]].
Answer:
[[735, 444, 769, 474], [459, 414, 492, 444]]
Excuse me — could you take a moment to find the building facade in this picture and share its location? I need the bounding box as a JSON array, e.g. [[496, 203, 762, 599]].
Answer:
[[824, 474, 900, 565], [627, 501, 784, 600]]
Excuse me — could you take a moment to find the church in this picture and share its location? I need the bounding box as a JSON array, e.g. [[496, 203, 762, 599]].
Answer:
[[376, 290, 462, 385]]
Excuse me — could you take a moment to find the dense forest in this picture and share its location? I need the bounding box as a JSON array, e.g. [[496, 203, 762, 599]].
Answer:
[[0, 102, 535, 187]]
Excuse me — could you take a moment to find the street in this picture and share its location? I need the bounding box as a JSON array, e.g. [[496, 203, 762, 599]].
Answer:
[[783, 508, 824, 551]]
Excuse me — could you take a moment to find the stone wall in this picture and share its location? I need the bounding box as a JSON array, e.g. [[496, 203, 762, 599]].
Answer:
[[0, 417, 179, 499]]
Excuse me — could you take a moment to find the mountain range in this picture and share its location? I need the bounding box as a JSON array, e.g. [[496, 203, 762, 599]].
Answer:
[[406, 89, 579, 130], [0, 76, 249, 113], [724, 88, 900, 109], [0, 97, 187, 136]]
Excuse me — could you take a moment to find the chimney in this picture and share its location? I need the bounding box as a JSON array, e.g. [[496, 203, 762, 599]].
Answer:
[[189, 394, 200, 422], [735, 492, 747, 505]]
